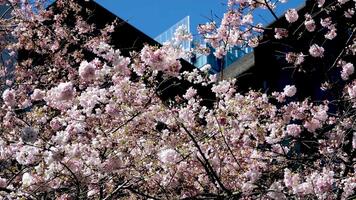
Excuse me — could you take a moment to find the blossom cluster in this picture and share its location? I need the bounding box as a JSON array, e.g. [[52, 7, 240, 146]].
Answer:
[[0, 0, 355, 199]]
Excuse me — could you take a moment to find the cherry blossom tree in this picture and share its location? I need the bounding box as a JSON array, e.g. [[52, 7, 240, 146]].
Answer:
[[0, 0, 355, 199]]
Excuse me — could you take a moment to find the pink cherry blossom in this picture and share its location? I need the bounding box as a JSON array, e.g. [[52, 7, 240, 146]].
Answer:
[[341, 177, 356, 199], [286, 124, 302, 137], [15, 146, 40, 165], [304, 118, 322, 132], [285, 9, 299, 23], [317, 0, 325, 7], [248, 37, 259, 48], [158, 148, 180, 164], [21, 172, 34, 188], [0, 177, 7, 188], [50, 82, 74, 101], [338, 0, 350, 5], [325, 25, 337, 40], [285, 52, 305, 65], [284, 168, 300, 189], [341, 62, 354, 80], [344, 8, 355, 18], [304, 15, 316, 32], [2, 89, 16, 107], [45, 82, 75, 110], [320, 17, 332, 27], [274, 28, 288, 39], [346, 81, 356, 108], [283, 85, 297, 97], [31, 89, 45, 101], [347, 81, 356, 99], [183, 87, 197, 100], [309, 44, 324, 57], [79, 60, 96, 81], [174, 24, 193, 42]]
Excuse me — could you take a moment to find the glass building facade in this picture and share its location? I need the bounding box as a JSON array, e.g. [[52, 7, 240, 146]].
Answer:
[[154, 16, 191, 51], [155, 16, 253, 73]]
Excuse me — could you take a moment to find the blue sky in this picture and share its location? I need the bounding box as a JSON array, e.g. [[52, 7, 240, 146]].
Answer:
[[95, 0, 303, 38]]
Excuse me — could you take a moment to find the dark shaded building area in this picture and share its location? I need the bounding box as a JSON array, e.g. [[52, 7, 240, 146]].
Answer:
[[222, 0, 354, 102], [73, 1, 156, 57]]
